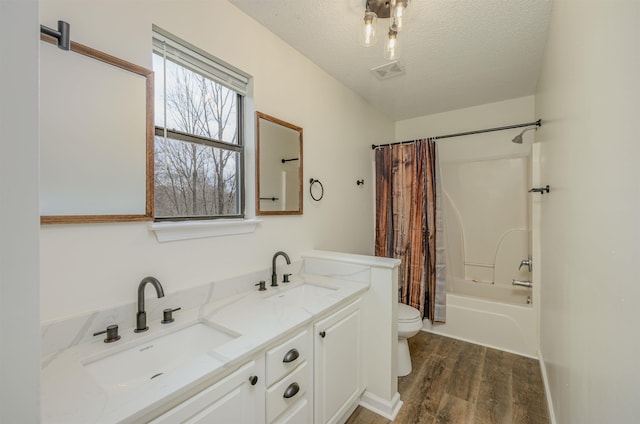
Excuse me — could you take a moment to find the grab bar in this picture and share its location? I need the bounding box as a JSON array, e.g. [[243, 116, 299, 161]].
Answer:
[[512, 279, 533, 288]]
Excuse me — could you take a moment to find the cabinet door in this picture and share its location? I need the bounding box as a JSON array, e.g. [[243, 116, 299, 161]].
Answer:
[[150, 361, 258, 424], [314, 300, 362, 424]]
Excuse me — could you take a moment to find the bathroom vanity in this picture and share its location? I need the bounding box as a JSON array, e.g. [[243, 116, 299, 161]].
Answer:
[[147, 298, 361, 424], [40, 251, 401, 424]]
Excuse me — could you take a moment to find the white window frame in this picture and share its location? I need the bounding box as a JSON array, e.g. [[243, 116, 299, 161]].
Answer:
[[150, 26, 261, 241]]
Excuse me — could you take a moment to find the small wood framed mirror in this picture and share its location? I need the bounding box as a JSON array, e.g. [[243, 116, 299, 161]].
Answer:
[[256, 112, 303, 215]]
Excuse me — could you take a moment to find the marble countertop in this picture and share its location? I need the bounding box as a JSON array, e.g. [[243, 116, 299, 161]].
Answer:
[[41, 274, 368, 424]]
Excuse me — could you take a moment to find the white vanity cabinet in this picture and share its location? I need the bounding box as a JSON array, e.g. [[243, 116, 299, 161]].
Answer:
[[313, 299, 363, 424], [144, 295, 364, 424], [265, 329, 313, 424], [149, 361, 260, 424]]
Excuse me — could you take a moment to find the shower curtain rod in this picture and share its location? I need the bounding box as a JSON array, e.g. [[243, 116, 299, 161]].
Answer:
[[371, 119, 542, 150]]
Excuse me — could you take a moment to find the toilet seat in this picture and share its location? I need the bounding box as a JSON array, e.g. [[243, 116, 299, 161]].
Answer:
[[398, 303, 421, 323]]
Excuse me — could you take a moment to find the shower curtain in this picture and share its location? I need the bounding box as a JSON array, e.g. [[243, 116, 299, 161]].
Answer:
[[375, 139, 446, 323]]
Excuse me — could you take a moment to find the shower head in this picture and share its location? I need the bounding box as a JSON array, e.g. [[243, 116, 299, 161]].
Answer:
[[512, 127, 537, 144]]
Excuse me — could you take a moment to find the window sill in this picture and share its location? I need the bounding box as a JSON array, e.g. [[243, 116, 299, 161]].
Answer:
[[149, 219, 262, 242]]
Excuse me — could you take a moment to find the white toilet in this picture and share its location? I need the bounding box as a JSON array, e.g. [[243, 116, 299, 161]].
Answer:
[[397, 303, 423, 377]]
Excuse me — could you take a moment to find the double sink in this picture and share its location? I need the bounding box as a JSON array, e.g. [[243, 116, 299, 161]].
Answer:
[[81, 282, 337, 397]]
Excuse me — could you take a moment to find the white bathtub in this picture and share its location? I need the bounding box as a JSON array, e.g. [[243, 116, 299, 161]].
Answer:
[[447, 277, 531, 305], [423, 292, 537, 358]]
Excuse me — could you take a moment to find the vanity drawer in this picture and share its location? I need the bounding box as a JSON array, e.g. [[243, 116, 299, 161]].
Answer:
[[272, 397, 309, 424], [266, 361, 309, 423], [265, 329, 310, 386]]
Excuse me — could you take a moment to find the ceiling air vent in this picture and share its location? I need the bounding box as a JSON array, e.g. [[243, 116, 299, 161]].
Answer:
[[370, 61, 406, 80]]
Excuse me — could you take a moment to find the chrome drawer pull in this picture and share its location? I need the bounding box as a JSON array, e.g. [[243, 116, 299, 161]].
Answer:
[[282, 348, 300, 363], [283, 382, 300, 399]]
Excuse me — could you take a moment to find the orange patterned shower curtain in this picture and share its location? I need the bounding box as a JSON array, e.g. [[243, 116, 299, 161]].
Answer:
[[375, 139, 446, 322]]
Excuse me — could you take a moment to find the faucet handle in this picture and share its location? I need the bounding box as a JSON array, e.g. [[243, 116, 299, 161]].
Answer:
[[161, 307, 181, 324], [282, 273, 292, 283], [255, 281, 267, 291], [518, 257, 532, 272], [93, 324, 121, 343]]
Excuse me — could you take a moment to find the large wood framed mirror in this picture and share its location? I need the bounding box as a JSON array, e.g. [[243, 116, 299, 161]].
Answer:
[[256, 112, 303, 215], [39, 33, 153, 224]]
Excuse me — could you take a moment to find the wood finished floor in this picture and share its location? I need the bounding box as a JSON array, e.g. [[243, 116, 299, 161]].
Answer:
[[346, 332, 550, 424]]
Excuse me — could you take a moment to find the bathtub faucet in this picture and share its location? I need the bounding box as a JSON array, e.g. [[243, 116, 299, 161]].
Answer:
[[512, 279, 533, 288]]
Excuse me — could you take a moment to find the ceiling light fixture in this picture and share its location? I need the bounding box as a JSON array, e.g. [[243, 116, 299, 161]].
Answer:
[[362, 0, 410, 60], [385, 28, 399, 60], [362, 10, 378, 46]]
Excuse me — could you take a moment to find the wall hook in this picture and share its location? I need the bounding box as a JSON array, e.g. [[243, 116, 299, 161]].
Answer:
[[529, 185, 550, 194], [356, 179, 365, 186]]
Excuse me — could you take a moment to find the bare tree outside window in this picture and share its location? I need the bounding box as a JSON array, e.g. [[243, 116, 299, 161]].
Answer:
[[153, 53, 243, 218]]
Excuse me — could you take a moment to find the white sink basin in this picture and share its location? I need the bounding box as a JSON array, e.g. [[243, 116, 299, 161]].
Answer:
[[267, 283, 337, 306], [83, 321, 237, 394]]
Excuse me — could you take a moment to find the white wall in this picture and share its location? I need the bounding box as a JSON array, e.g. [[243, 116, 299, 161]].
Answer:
[[39, 0, 394, 322], [535, 0, 640, 422], [0, 0, 41, 421], [395, 96, 535, 147]]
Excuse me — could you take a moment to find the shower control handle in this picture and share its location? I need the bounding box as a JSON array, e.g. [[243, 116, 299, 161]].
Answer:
[[518, 257, 532, 272]]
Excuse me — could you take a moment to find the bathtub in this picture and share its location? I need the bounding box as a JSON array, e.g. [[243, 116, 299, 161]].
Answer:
[[447, 277, 531, 305], [423, 291, 537, 358]]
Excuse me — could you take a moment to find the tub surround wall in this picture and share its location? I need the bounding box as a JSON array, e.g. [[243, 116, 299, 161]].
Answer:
[[39, 0, 394, 323], [441, 156, 530, 286], [535, 0, 640, 422]]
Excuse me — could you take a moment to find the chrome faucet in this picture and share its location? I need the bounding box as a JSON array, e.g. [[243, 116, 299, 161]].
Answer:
[[512, 279, 533, 288], [271, 251, 291, 287], [135, 276, 165, 333]]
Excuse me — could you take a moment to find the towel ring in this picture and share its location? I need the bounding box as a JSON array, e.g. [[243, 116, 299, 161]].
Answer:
[[309, 178, 324, 201]]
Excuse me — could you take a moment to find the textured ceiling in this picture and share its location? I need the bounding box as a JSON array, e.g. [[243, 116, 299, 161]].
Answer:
[[228, 0, 553, 121]]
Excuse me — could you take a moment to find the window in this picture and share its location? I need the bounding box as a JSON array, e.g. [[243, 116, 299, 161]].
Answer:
[[152, 27, 249, 220]]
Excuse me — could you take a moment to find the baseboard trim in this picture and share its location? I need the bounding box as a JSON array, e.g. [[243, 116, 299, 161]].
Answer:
[[359, 390, 403, 421], [337, 399, 361, 424], [537, 349, 557, 424]]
